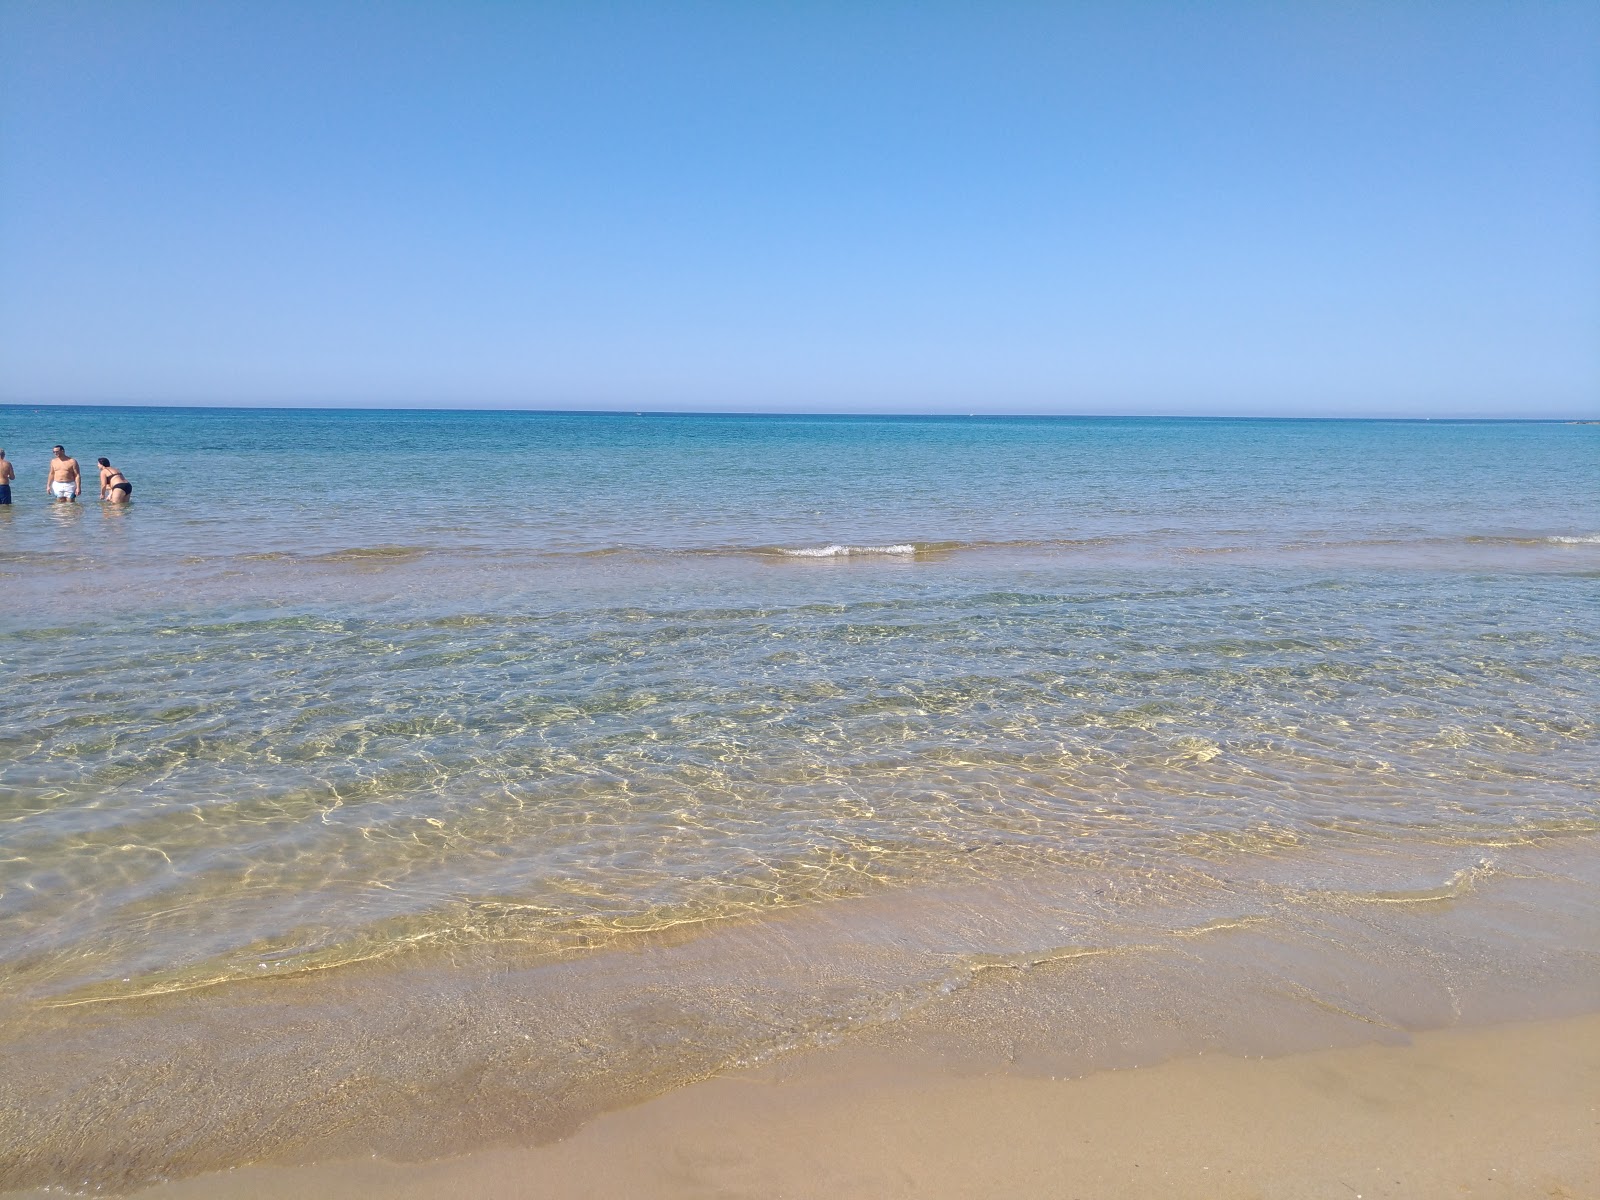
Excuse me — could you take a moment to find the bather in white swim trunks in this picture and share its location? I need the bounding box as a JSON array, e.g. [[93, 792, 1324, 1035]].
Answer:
[[51, 481, 76, 499]]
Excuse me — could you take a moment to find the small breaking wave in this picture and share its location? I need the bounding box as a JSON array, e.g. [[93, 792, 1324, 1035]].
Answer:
[[1297, 858, 1498, 907], [1461, 533, 1600, 547], [778, 543, 919, 558]]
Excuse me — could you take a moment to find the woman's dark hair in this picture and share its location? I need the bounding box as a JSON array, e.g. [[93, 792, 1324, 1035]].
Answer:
[[97, 457, 110, 467]]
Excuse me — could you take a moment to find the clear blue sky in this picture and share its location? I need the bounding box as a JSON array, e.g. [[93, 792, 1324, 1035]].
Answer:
[[2, 1, 1596, 416]]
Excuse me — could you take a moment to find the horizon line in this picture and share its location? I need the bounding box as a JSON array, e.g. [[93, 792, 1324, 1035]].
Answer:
[[1, 401, 1595, 423]]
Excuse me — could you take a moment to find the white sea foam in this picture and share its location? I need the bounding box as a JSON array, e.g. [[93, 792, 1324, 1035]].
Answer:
[[780, 543, 918, 557], [1546, 534, 1600, 544]]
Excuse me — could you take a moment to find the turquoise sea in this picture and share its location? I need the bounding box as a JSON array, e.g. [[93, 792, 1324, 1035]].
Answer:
[[1, 408, 1598, 1188]]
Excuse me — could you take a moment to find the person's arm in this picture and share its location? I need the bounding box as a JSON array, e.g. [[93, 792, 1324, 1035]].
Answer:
[[71, 464, 81, 497]]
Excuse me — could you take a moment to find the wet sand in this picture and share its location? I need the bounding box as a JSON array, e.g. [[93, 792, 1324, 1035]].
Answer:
[[3, 837, 1599, 1195], [91, 1010, 1600, 1200]]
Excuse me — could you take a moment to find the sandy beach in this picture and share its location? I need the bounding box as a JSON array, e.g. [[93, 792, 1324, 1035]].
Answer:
[[3, 835, 1597, 1197], [6, 0, 1597, 1192], [55, 1010, 1594, 1200]]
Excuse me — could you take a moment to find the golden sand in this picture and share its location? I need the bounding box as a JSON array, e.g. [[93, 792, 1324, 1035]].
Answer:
[[81, 1011, 1600, 1200]]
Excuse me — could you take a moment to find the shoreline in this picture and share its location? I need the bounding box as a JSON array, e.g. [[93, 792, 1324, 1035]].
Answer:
[[2, 834, 1598, 1194], [39, 1009, 1600, 1200]]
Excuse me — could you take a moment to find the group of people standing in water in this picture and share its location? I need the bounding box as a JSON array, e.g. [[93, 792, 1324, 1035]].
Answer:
[[0, 445, 133, 505]]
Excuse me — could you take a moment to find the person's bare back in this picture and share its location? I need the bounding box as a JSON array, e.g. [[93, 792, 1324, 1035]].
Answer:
[[98, 457, 132, 503], [47, 446, 80, 501]]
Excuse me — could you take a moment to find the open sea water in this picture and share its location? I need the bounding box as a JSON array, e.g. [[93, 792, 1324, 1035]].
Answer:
[[1, 407, 1597, 1187]]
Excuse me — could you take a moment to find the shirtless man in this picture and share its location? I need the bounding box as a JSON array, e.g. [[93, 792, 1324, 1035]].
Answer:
[[46, 445, 80, 502], [0, 448, 14, 504]]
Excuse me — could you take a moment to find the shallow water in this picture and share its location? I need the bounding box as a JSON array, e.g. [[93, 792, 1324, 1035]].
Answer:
[[0, 409, 1597, 1187]]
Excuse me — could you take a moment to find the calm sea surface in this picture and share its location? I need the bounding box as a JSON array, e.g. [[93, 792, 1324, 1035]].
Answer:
[[1, 408, 1597, 1185]]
